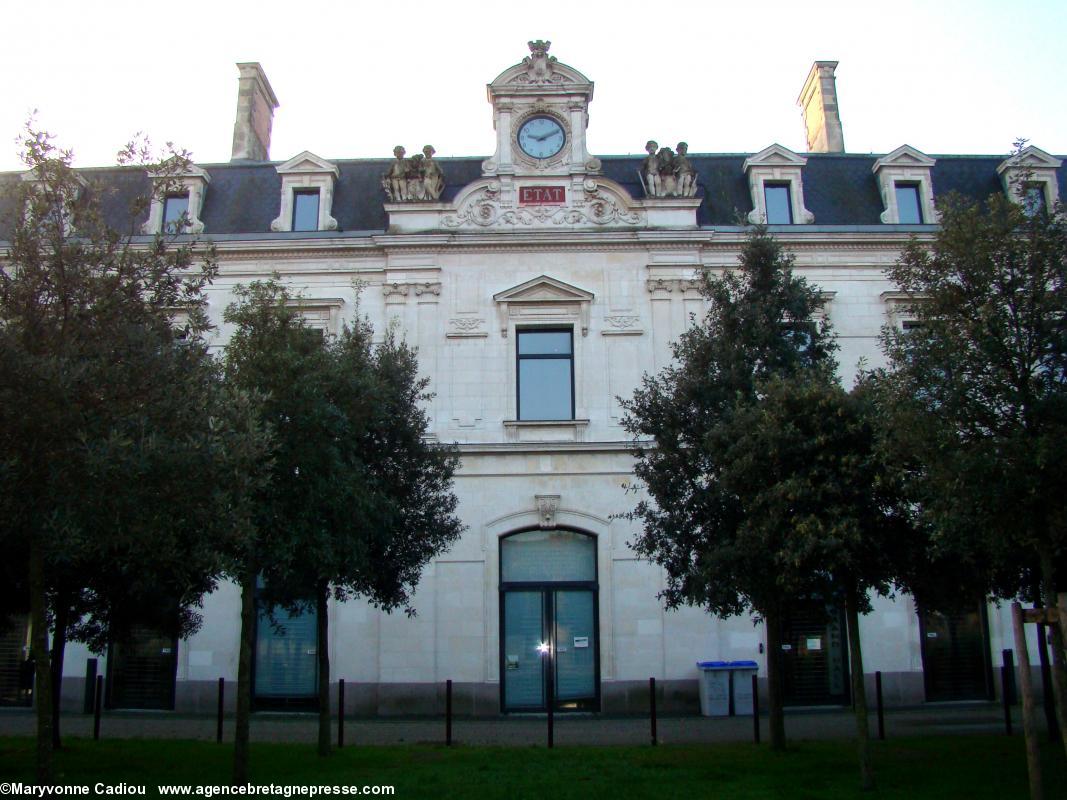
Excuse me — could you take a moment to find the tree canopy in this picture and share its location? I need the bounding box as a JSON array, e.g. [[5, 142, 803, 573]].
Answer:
[[0, 126, 271, 781], [222, 280, 463, 773], [867, 173, 1067, 759]]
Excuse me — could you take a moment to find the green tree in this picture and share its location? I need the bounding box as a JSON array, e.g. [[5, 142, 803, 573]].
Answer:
[[223, 281, 462, 779], [0, 127, 269, 782], [875, 172, 1067, 754], [721, 370, 903, 789], [621, 227, 836, 752]]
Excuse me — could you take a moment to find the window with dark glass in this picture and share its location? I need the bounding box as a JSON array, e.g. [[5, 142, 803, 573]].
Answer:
[[162, 194, 190, 233], [894, 183, 923, 224], [517, 329, 573, 421], [291, 189, 320, 232], [764, 183, 793, 224], [1023, 184, 1047, 218]]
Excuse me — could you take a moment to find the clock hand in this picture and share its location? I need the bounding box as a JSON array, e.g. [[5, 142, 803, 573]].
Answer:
[[533, 130, 561, 141]]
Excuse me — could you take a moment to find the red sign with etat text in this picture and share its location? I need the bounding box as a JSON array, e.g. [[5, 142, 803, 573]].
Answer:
[[519, 186, 566, 205]]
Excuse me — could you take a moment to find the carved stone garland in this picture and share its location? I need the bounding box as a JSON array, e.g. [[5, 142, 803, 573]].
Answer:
[[442, 180, 642, 229]]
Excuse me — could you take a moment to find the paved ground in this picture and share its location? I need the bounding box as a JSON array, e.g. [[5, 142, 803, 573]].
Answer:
[[0, 703, 1026, 746]]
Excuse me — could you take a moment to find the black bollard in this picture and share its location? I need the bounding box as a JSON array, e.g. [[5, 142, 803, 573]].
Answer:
[[1001, 665, 1013, 736], [216, 677, 224, 744], [649, 677, 657, 746], [446, 679, 453, 747], [1002, 649, 1016, 705], [338, 679, 345, 748], [875, 671, 885, 740], [752, 673, 760, 745], [93, 674, 103, 740], [83, 659, 98, 715]]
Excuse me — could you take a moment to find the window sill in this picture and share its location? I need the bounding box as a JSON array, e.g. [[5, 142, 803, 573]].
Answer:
[[503, 419, 589, 443]]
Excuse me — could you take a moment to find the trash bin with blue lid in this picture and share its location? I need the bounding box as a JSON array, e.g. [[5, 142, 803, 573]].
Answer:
[[696, 661, 732, 716], [697, 660, 759, 716], [728, 660, 759, 715]]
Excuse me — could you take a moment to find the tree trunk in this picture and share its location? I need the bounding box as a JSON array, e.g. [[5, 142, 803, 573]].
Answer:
[[316, 582, 331, 757], [1038, 547, 1067, 761], [232, 569, 255, 785], [845, 585, 875, 792], [29, 538, 53, 784], [763, 605, 786, 751], [50, 600, 69, 750]]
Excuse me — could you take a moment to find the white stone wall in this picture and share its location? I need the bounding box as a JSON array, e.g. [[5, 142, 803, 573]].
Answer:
[[59, 228, 1016, 709]]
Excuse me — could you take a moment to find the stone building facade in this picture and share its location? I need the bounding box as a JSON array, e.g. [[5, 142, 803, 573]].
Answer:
[[6, 44, 1066, 716]]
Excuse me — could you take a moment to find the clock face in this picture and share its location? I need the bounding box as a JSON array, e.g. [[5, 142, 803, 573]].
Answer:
[[517, 116, 566, 159]]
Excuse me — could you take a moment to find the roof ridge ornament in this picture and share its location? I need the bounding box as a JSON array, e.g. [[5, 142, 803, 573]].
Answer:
[[516, 39, 563, 85]]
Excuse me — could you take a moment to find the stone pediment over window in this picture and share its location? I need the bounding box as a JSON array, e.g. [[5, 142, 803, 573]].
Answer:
[[270, 151, 339, 232], [141, 161, 210, 235], [872, 145, 937, 224], [743, 144, 814, 224], [997, 145, 1062, 209], [493, 275, 594, 337]]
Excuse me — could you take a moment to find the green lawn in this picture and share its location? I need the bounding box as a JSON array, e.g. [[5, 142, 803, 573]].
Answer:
[[1, 736, 1063, 799]]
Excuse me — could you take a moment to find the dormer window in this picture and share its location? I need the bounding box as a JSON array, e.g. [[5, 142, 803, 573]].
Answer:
[[873, 145, 936, 225], [894, 183, 923, 224], [141, 162, 210, 235], [1023, 184, 1047, 218], [291, 190, 320, 232], [764, 183, 793, 224], [270, 151, 339, 233], [743, 144, 814, 225], [20, 168, 87, 235], [162, 194, 191, 234], [997, 145, 1061, 213]]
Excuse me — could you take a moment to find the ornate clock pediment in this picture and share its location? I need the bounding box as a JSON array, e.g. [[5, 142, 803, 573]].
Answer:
[[382, 41, 700, 232], [482, 41, 597, 180]]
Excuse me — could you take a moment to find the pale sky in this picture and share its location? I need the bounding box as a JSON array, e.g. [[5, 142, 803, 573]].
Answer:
[[1, 0, 1064, 172]]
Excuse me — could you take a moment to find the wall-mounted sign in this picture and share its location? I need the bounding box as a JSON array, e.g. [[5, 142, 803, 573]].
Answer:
[[519, 186, 566, 205], [806, 638, 822, 651], [574, 636, 589, 649]]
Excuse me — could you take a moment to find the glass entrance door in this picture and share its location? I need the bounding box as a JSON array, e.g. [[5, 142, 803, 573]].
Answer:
[[502, 588, 598, 711], [500, 529, 599, 712]]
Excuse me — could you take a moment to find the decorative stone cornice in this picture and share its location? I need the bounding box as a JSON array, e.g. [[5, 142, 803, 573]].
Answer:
[[646, 277, 701, 295]]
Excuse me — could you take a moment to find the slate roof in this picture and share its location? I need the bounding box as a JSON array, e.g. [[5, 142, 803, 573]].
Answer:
[[1, 152, 1064, 238]]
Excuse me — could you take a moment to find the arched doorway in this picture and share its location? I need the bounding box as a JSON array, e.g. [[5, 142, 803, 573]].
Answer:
[[499, 529, 599, 712]]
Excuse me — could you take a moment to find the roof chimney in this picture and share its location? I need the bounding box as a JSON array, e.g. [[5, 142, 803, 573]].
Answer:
[[797, 61, 844, 153], [230, 63, 279, 162]]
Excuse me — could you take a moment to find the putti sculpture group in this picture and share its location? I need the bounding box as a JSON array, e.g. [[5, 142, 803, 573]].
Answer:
[[382, 145, 446, 203], [640, 140, 697, 198]]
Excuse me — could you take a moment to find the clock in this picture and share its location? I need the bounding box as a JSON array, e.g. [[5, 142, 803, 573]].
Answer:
[[517, 115, 566, 159]]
